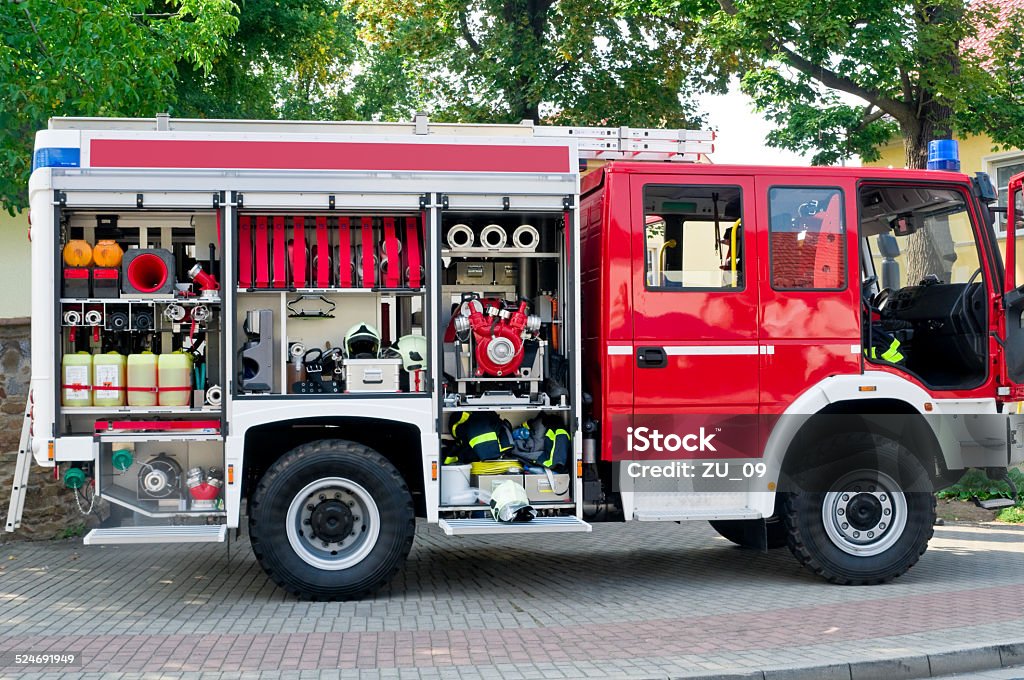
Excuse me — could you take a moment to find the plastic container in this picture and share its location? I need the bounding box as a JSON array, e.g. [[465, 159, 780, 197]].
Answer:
[[62, 352, 92, 407], [92, 351, 126, 407], [127, 351, 158, 407], [158, 352, 193, 407], [440, 464, 474, 505]]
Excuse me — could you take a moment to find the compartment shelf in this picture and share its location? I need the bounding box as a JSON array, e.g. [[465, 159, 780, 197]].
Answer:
[[443, 403, 571, 412], [100, 484, 226, 518], [440, 503, 576, 511], [442, 248, 559, 259], [236, 287, 424, 295], [64, 406, 221, 415], [61, 297, 222, 305]]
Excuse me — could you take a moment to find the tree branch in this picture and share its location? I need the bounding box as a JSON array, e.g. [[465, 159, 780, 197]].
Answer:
[[774, 43, 915, 126], [857, 104, 888, 130], [715, 0, 915, 127], [457, 10, 481, 54]]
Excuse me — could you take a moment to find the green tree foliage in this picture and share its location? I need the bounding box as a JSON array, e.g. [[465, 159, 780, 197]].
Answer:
[[171, 0, 415, 121], [684, 0, 1024, 169], [348, 0, 709, 127], [0, 0, 238, 213]]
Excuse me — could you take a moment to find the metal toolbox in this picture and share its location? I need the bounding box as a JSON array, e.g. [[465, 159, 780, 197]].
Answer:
[[456, 262, 494, 285], [524, 473, 571, 502], [342, 358, 401, 393], [471, 473, 524, 499]]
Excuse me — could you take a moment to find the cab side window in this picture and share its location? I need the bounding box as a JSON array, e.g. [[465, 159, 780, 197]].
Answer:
[[643, 185, 743, 290], [769, 187, 846, 290]]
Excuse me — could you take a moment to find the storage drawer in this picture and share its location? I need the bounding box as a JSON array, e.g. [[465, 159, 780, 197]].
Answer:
[[343, 358, 401, 393]]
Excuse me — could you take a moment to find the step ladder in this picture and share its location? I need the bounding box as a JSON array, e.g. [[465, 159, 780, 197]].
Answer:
[[4, 394, 33, 533], [631, 493, 762, 522], [83, 525, 227, 545], [438, 515, 591, 536]]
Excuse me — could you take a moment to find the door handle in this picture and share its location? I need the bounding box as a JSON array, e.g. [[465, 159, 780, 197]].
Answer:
[[636, 346, 667, 368]]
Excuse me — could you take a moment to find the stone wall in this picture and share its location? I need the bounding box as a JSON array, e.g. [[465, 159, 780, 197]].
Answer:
[[0, 319, 103, 542]]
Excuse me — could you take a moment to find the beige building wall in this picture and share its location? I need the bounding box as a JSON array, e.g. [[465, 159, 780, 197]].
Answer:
[[0, 210, 31, 319]]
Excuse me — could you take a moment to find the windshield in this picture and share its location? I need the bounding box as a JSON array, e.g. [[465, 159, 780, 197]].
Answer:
[[862, 186, 981, 289]]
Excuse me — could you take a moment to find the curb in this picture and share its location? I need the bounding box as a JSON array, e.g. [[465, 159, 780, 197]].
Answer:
[[670, 642, 1024, 680]]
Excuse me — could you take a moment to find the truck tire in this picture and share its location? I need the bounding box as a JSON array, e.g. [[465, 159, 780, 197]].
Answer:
[[784, 433, 935, 585], [248, 439, 415, 600], [710, 513, 789, 550]]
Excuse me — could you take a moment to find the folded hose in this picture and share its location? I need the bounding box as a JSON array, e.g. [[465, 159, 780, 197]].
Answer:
[[471, 460, 523, 475]]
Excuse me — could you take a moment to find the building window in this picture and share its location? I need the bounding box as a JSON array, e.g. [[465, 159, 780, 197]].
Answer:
[[769, 186, 846, 290], [642, 185, 743, 290], [992, 155, 1024, 233]]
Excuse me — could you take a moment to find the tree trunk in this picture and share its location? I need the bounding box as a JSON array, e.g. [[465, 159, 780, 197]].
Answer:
[[900, 99, 957, 284]]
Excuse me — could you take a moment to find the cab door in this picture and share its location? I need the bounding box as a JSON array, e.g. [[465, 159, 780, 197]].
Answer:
[[755, 178, 860, 415], [629, 173, 760, 457]]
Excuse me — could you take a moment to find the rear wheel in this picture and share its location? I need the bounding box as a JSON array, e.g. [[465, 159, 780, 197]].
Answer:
[[784, 433, 935, 584], [248, 439, 415, 600]]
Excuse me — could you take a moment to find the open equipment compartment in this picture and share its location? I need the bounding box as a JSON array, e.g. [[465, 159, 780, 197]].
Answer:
[[95, 434, 226, 518], [56, 209, 225, 436], [438, 209, 576, 515], [234, 211, 428, 397], [54, 207, 229, 521]]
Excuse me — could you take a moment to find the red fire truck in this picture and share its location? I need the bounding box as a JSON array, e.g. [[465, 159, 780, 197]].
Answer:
[[6, 115, 1023, 600]]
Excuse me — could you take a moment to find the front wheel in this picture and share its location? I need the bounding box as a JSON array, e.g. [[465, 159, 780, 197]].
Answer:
[[785, 433, 935, 585], [248, 439, 415, 600]]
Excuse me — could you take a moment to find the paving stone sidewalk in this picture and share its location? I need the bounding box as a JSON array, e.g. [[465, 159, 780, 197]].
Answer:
[[2, 520, 1024, 679]]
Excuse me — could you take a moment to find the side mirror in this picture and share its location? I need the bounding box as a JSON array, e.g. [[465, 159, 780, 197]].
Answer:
[[973, 172, 998, 203]]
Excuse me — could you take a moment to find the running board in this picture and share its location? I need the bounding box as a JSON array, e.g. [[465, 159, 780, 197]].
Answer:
[[438, 516, 591, 536], [83, 525, 227, 545], [634, 507, 761, 521], [974, 497, 1015, 510]]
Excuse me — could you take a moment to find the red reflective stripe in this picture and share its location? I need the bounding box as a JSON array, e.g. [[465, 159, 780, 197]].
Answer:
[[238, 216, 252, 287], [315, 216, 329, 287], [63, 269, 89, 279], [254, 216, 269, 288], [91, 139, 572, 173], [337, 217, 352, 288], [292, 215, 306, 287], [92, 268, 118, 279], [407, 216, 422, 288], [383, 217, 400, 288], [272, 216, 286, 287], [361, 217, 374, 287]]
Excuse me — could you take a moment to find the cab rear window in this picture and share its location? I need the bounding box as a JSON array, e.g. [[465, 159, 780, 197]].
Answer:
[[769, 186, 846, 290]]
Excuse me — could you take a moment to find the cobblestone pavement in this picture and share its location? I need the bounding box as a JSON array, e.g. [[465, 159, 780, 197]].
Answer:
[[2, 520, 1024, 679]]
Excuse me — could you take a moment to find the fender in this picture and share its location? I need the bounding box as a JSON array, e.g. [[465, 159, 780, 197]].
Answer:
[[760, 372, 1018, 506], [227, 399, 437, 527]]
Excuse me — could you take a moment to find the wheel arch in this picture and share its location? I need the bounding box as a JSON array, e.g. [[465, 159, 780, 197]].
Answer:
[[241, 416, 427, 517], [776, 398, 951, 489]]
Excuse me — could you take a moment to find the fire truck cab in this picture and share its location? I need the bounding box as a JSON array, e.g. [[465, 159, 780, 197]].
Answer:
[[8, 115, 1024, 600]]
